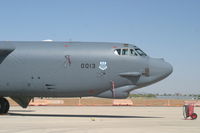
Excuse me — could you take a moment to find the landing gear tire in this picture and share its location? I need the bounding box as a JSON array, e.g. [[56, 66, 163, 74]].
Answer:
[[0, 98, 10, 114]]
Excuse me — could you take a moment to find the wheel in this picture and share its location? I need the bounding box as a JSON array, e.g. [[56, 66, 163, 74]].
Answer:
[[3, 99, 10, 114], [191, 113, 197, 120], [0, 98, 10, 114]]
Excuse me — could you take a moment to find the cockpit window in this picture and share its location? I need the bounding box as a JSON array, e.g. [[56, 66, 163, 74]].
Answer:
[[122, 49, 129, 55], [130, 49, 138, 56], [114, 49, 121, 55], [114, 47, 147, 57], [135, 48, 147, 56]]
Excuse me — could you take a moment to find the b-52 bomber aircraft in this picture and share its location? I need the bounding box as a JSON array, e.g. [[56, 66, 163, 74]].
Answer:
[[0, 41, 173, 114]]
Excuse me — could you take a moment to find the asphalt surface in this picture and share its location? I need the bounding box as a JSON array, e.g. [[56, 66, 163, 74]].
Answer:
[[0, 106, 199, 133]]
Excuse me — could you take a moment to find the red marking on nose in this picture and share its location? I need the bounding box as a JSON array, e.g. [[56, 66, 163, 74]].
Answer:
[[112, 46, 117, 48]]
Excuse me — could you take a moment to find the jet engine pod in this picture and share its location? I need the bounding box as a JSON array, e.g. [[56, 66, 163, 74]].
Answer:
[[96, 85, 136, 99]]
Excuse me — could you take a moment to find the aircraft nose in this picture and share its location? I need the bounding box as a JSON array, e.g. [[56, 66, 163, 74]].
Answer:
[[149, 58, 173, 80], [162, 61, 173, 77]]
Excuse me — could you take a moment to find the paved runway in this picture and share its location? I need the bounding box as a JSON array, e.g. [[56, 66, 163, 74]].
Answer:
[[0, 106, 199, 133]]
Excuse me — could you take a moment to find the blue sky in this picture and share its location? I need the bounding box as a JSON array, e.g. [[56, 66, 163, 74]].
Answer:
[[0, 0, 199, 94]]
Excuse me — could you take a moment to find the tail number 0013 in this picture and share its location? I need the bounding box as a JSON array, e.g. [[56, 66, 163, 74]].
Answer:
[[81, 63, 96, 69]]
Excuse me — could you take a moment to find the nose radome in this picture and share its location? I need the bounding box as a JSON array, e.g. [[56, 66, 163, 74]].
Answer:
[[164, 62, 173, 77], [149, 58, 173, 80]]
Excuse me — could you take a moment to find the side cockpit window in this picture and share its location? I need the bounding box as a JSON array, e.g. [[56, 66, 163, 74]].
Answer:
[[114, 49, 121, 55]]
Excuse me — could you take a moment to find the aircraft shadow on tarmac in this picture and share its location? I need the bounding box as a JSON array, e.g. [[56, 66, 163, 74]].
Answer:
[[9, 110, 35, 112], [8, 112, 163, 119]]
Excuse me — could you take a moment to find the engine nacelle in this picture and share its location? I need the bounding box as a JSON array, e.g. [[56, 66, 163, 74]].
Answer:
[[96, 85, 136, 99]]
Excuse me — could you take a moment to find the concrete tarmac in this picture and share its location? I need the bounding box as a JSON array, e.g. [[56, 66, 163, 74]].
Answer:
[[0, 106, 200, 133]]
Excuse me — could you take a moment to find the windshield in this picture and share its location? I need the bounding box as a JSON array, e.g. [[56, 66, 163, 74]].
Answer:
[[122, 49, 129, 55], [130, 49, 138, 56], [135, 48, 147, 56]]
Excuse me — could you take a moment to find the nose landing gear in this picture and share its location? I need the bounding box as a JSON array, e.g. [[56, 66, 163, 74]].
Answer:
[[0, 98, 10, 114]]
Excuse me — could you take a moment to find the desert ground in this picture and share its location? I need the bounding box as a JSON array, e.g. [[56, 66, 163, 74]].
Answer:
[[0, 106, 199, 133]]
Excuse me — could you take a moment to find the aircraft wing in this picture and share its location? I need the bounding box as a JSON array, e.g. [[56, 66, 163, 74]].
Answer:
[[0, 45, 15, 64]]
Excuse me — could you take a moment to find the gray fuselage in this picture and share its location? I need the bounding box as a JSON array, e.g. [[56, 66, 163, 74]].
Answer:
[[0, 41, 173, 98]]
